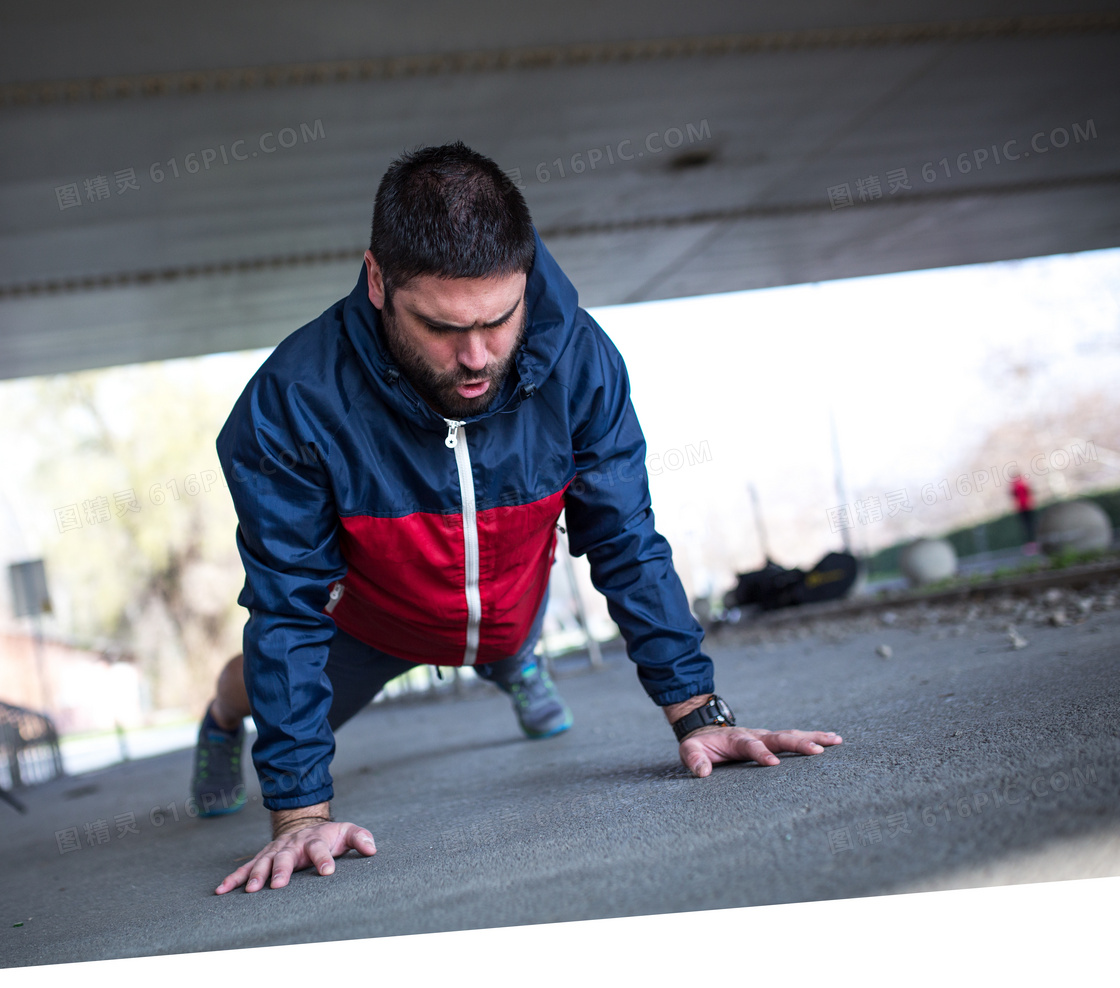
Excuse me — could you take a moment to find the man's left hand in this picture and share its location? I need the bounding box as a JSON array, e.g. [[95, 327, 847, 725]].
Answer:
[[679, 726, 842, 778]]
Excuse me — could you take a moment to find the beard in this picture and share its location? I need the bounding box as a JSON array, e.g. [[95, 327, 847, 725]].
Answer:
[[380, 303, 526, 419]]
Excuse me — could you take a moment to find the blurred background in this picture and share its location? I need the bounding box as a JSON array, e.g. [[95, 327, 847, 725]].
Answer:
[[1, 1, 1118, 772]]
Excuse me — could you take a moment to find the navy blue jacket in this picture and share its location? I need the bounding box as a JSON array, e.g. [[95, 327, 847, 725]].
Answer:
[[217, 231, 713, 809]]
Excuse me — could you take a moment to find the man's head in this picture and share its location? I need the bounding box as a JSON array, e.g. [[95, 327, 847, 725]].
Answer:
[[364, 143, 535, 418]]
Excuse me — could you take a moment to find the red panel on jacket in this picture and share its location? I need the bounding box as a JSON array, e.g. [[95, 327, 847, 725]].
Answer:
[[331, 511, 467, 663], [328, 487, 566, 665], [475, 489, 566, 661]]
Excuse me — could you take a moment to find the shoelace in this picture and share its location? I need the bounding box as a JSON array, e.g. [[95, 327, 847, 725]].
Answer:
[[197, 732, 240, 779], [510, 669, 556, 707]]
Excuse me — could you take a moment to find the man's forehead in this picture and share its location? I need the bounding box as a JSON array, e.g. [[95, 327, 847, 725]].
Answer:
[[398, 271, 526, 327]]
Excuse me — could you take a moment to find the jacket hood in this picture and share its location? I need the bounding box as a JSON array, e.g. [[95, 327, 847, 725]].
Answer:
[[340, 227, 581, 430]]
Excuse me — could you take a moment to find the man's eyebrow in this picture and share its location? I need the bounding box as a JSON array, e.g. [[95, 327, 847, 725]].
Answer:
[[414, 298, 521, 331]]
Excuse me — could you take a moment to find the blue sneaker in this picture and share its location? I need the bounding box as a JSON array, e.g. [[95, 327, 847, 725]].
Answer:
[[190, 705, 248, 816], [479, 659, 573, 739]]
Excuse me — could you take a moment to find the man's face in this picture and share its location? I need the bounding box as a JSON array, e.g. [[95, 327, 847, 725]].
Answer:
[[364, 251, 527, 419]]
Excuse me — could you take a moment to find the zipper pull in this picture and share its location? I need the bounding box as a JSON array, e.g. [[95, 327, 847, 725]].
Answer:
[[325, 582, 345, 614], [444, 418, 466, 448]]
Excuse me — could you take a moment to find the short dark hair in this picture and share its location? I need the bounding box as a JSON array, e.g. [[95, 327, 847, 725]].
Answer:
[[369, 142, 535, 301]]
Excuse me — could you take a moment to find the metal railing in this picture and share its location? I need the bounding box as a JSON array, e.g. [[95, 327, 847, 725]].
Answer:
[[0, 699, 64, 791]]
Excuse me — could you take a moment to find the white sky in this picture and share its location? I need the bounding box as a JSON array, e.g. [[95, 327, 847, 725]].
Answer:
[[596, 247, 1120, 491]]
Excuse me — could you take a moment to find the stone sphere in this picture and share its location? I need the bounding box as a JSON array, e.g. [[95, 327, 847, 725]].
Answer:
[[899, 538, 957, 587], [1038, 500, 1112, 554]]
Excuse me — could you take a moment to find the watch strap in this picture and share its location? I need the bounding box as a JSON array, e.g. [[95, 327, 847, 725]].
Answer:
[[672, 695, 735, 742]]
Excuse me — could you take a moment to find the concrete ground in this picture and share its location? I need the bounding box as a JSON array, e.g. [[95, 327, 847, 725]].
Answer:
[[2, 594, 1118, 970]]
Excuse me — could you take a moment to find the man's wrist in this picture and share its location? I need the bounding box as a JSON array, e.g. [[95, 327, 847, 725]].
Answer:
[[665, 694, 735, 742], [663, 693, 714, 725], [271, 802, 332, 839]]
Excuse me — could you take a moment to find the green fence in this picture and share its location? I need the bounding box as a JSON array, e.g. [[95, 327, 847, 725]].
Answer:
[[864, 487, 1120, 579]]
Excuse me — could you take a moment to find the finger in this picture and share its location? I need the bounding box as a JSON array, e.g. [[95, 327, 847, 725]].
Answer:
[[751, 730, 835, 754], [729, 734, 780, 766], [770, 730, 842, 755], [782, 730, 843, 745], [346, 827, 378, 857], [306, 836, 336, 877], [215, 863, 254, 895], [245, 854, 276, 893], [268, 847, 299, 889], [755, 731, 817, 755], [680, 742, 713, 778]]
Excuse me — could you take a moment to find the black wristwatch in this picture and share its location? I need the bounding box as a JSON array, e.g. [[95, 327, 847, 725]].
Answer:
[[671, 695, 735, 742]]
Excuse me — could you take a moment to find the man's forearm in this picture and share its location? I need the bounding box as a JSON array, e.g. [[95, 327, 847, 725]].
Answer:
[[271, 802, 332, 839]]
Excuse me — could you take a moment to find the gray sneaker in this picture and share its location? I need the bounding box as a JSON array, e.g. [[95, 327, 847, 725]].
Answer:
[[479, 659, 573, 739], [190, 705, 248, 816]]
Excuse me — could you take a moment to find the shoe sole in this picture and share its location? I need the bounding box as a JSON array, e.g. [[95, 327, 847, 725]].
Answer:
[[523, 717, 573, 740], [194, 793, 248, 817]]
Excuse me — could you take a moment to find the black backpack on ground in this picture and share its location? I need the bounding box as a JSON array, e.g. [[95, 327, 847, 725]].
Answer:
[[724, 552, 859, 611]]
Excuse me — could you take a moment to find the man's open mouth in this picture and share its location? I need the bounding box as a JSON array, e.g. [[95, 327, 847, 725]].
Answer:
[[455, 380, 490, 399]]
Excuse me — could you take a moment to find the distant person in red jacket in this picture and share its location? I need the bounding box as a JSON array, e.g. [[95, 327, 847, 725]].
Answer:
[[1010, 471, 1038, 554]]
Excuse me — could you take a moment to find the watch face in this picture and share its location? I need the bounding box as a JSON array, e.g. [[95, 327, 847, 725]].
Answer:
[[716, 694, 734, 725]]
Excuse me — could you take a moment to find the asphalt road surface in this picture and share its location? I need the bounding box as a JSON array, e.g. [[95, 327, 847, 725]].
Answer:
[[3, 603, 1118, 970]]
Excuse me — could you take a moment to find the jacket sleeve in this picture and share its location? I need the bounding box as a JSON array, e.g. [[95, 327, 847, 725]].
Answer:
[[217, 370, 347, 811], [562, 318, 714, 706]]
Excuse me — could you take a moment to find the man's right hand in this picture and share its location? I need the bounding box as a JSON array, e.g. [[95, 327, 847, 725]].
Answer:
[[215, 806, 377, 894]]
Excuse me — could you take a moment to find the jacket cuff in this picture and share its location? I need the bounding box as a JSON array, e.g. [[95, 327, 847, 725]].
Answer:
[[649, 679, 716, 707], [262, 783, 335, 812]]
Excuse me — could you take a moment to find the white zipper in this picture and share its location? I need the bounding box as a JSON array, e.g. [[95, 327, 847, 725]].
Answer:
[[444, 418, 481, 665], [444, 419, 464, 449], [325, 582, 345, 614]]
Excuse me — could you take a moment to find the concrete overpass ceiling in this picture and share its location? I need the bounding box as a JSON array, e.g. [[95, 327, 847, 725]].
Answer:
[[1, 2, 1119, 378], [8, 1, 1115, 81]]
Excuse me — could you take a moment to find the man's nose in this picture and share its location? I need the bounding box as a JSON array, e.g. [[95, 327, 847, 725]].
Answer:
[[456, 331, 489, 373]]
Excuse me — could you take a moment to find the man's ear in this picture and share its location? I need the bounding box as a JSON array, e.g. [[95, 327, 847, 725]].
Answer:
[[363, 250, 386, 310]]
